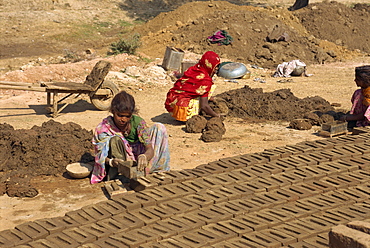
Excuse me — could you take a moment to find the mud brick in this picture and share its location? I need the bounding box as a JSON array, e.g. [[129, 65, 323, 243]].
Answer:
[[62, 227, 96, 244], [112, 227, 159, 246], [270, 146, 297, 157], [34, 217, 66, 234], [96, 217, 130, 234], [181, 178, 212, 192], [302, 233, 329, 248], [0, 229, 32, 247], [54, 215, 80, 228], [329, 173, 361, 187], [277, 171, 305, 184], [254, 210, 285, 228], [331, 206, 365, 221], [347, 220, 370, 233], [260, 150, 283, 161], [289, 154, 319, 166], [273, 223, 313, 242], [253, 177, 280, 191], [150, 172, 174, 185], [353, 143, 370, 154], [329, 224, 370, 248], [296, 181, 330, 194], [260, 228, 297, 246], [82, 204, 112, 221], [162, 215, 201, 234], [252, 192, 287, 208], [271, 188, 300, 202], [80, 222, 115, 239], [339, 187, 370, 203], [225, 235, 276, 247], [163, 170, 197, 183], [198, 188, 230, 204], [142, 223, 177, 240], [276, 158, 308, 171], [293, 201, 320, 216], [274, 202, 312, 219], [296, 196, 331, 211], [354, 185, 370, 198], [337, 157, 366, 171], [319, 176, 349, 189], [183, 193, 214, 207], [241, 231, 282, 248], [159, 196, 200, 213], [225, 183, 255, 197], [112, 194, 141, 210], [233, 213, 276, 231], [290, 169, 320, 182], [264, 147, 292, 158], [260, 208, 295, 223], [345, 204, 370, 219], [230, 154, 261, 166], [95, 200, 126, 216], [64, 209, 97, 226], [255, 163, 284, 175], [186, 168, 212, 177], [130, 176, 158, 192], [287, 143, 314, 153], [283, 184, 319, 199], [200, 177, 223, 188], [288, 241, 320, 248], [198, 160, 235, 173], [218, 156, 248, 169], [184, 227, 226, 246], [146, 204, 179, 219], [305, 152, 330, 164], [204, 172, 237, 186], [111, 212, 145, 230], [225, 198, 264, 214], [127, 192, 156, 207], [325, 189, 358, 203], [214, 201, 250, 217], [45, 232, 80, 248], [93, 236, 130, 248], [139, 187, 175, 203], [27, 238, 59, 248], [244, 165, 271, 177], [160, 182, 196, 198], [239, 180, 268, 193], [298, 216, 336, 233], [300, 166, 326, 181], [210, 185, 242, 201], [211, 240, 242, 248], [348, 169, 370, 182], [287, 219, 325, 238], [128, 207, 161, 224], [311, 139, 335, 149], [217, 219, 254, 236], [15, 221, 49, 240], [269, 174, 292, 188], [335, 146, 363, 157], [321, 210, 357, 224], [191, 205, 233, 224], [156, 238, 188, 247], [226, 168, 257, 182], [245, 153, 270, 164], [315, 162, 347, 175], [170, 231, 208, 247]]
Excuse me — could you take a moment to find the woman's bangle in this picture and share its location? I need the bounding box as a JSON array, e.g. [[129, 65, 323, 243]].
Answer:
[[109, 158, 113, 167]]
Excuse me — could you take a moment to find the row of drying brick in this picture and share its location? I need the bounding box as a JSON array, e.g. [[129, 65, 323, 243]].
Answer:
[[4, 132, 370, 247], [5, 170, 370, 247]]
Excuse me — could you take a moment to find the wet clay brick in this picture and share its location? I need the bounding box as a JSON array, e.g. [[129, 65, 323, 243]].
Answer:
[[190, 205, 233, 224], [162, 170, 197, 183], [93, 236, 130, 248], [214, 201, 250, 217], [111, 212, 145, 230], [244, 165, 271, 177], [130, 176, 157, 192], [217, 219, 254, 236], [97, 217, 134, 234], [111, 227, 159, 246], [183, 193, 214, 207], [260, 228, 297, 246], [203, 172, 237, 186], [157, 216, 197, 234], [62, 227, 97, 244], [181, 179, 212, 192], [226, 168, 257, 182], [259, 150, 282, 161], [128, 207, 161, 224], [347, 220, 370, 234], [34, 217, 66, 234], [45, 232, 80, 248], [64, 209, 96, 226], [82, 204, 112, 221], [0, 229, 32, 247], [79, 222, 114, 239], [127, 192, 156, 207], [112, 194, 142, 210], [170, 232, 208, 247], [241, 231, 282, 248], [159, 182, 196, 198], [27, 238, 59, 248], [273, 223, 315, 241], [255, 163, 284, 175], [141, 223, 177, 240], [150, 172, 174, 185], [95, 200, 126, 216], [159, 197, 200, 213], [198, 188, 229, 204], [198, 160, 235, 173], [15, 221, 49, 241]]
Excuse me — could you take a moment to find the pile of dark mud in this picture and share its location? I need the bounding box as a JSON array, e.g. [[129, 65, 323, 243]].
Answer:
[[211, 85, 341, 121], [0, 120, 94, 197]]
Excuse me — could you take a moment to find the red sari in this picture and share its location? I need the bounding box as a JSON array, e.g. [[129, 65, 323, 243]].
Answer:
[[165, 51, 220, 121]]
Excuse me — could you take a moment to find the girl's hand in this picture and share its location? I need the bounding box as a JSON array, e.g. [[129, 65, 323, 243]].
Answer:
[[137, 154, 148, 171]]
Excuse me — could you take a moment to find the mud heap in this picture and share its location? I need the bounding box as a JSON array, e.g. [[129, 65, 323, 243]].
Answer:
[[136, 1, 370, 68], [0, 120, 94, 197]]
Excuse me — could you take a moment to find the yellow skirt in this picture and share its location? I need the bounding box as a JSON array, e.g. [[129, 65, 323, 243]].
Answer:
[[171, 85, 216, 122]]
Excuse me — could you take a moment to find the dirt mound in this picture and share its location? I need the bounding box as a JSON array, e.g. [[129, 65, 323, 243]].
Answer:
[[136, 1, 364, 68], [0, 120, 94, 197], [211, 86, 335, 121]]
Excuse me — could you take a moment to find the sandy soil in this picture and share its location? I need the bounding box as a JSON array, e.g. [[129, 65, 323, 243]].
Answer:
[[1, 0, 370, 232]]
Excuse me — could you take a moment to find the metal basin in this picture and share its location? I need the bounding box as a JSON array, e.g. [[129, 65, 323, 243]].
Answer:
[[218, 62, 248, 79]]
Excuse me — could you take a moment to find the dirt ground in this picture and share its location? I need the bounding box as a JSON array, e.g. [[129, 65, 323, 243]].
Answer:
[[1, 0, 370, 232]]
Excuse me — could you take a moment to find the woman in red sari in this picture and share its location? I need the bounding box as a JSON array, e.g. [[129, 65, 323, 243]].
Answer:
[[165, 51, 221, 122]]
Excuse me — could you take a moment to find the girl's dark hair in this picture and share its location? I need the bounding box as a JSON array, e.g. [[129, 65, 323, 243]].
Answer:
[[355, 65, 370, 86], [110, 91, 136, 114]]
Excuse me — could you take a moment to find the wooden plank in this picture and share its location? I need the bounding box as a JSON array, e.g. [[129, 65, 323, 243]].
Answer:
[[0, 85, 47, 92], [41, 82, 94, 91], [0, 81, 39, 86]]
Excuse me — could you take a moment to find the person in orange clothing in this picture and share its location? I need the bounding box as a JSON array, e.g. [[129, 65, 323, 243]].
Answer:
[[165, 51, 221, 122]]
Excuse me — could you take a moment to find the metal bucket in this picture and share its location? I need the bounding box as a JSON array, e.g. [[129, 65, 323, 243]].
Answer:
[[181, 61, 197, 74], [161, 46, 184, 71]]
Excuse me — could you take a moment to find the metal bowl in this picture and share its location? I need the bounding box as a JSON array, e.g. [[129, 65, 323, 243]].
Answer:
[[218, 62, 248, 79], [66, 162, 93, 179]]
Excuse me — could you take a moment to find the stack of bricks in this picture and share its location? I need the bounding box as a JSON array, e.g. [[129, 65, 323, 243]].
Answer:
[[329, 220, 370, 247]]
